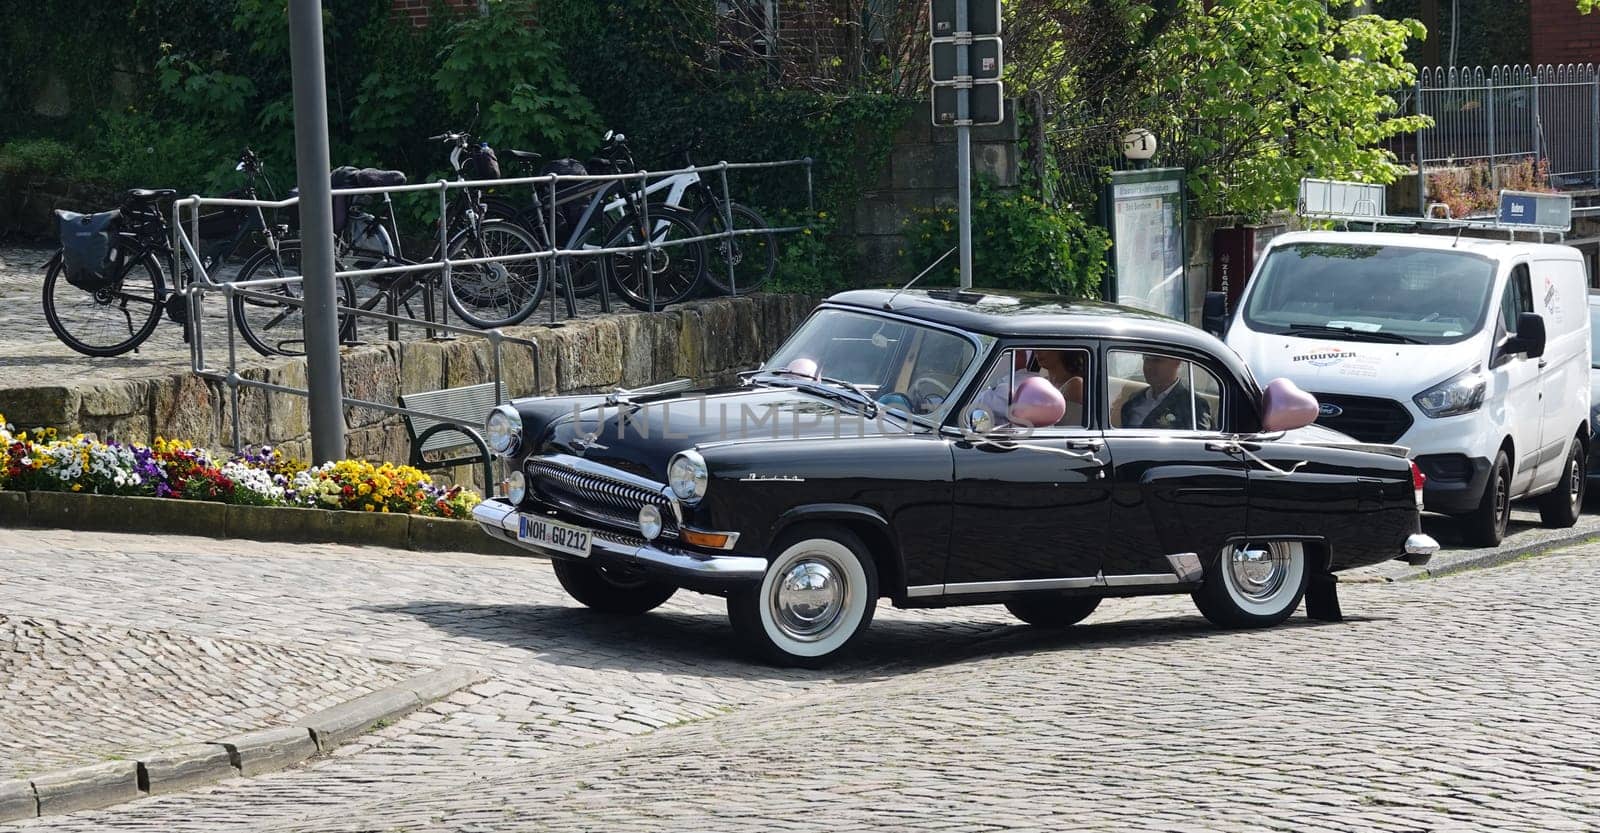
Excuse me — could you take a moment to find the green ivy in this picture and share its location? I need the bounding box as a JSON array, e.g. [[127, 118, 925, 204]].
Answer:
[[900, 180, 1110, 297]]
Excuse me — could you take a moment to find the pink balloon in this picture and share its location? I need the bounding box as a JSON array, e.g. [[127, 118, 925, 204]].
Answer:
[[1009, 375, 1067, 428], [785, 357, 820, 379], [1261, 377, 1319, 432]]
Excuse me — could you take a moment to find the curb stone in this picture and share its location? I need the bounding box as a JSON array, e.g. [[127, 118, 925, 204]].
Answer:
[[1364, 529, 1600, 582], [0, 779, 37, 823], [8, 665, 480, 820]]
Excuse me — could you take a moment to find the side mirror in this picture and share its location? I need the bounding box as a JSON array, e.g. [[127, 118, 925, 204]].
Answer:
[[1202, 291, 1229, 337], [1506, 312, 1547, 359], [1260, 377, 1319, 433], [967, 407, 994, 434]]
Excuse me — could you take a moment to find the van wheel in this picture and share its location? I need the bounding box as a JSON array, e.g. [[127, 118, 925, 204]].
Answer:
[[1461, 450, 1511, 547], [1192, 541, 1308, 628], [727, 526, 877, 668], [1537, 439, 1586, 528], [551, 559, 677, 615], [1005, 595, 1101, 627]]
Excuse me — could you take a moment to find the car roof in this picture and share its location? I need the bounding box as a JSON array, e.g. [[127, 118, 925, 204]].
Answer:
[[1267, 230, 1583, 260], [823, 288, 1260, 390]]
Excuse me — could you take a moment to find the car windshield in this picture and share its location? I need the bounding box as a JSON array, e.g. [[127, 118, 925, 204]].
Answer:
[[1243, 243, 1497, 345], [1590, 300, 1600, 368], [761, 309, 982, 419]]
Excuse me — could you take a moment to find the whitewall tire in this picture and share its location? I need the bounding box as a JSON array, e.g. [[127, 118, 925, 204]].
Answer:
[[728, 527, 878, 667], [1192, 541, 1309, 628]]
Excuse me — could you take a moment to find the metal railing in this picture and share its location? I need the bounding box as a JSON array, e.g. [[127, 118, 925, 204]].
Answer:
[[166, 156, 815, 457], [1406, 64, 1600, 204]]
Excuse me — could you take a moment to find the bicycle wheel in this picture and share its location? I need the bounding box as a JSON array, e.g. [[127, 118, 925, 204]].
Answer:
[[696, 202, 776, 295], [444, 220, 547, 329], [42, 250, 165, 357], [231, 243, 355, 357], [603, 206, 707, 311]]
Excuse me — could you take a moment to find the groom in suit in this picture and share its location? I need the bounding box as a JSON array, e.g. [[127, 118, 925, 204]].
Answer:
[[1121, 354, 1212, 430]]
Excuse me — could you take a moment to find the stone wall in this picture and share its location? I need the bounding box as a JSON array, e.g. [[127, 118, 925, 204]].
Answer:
[[0, 174, 119, 242], [1, 293, 819, 491], [852, 101, 1022, 282]]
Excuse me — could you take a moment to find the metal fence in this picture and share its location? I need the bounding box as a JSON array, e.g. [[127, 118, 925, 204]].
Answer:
[[167, 157, 814, 455], [1405, 64, 1600, 202]]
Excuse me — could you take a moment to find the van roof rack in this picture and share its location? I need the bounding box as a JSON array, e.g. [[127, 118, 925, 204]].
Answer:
[[1297, 178, 1572, 242]]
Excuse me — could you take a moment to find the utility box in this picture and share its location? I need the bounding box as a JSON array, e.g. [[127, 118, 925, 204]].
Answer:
[[1210, 223, 1286, 313]]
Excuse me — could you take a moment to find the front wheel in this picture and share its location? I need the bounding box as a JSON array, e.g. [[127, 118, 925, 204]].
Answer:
[[1537, 438, 1586, 528], [1460, 450, 1511, 547], [444, 220, 547, 329], [551, 559, 677, 615], [603, 207, 706, 311], [727, 526, 877, 668], [1191, 541, 1309, 628], [231, 243, 356, 357]]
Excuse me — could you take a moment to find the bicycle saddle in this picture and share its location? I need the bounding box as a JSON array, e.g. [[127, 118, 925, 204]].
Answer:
[[504, 149, 541, 162], [330, 166, 407, 188], [125, 188, 178, 202]]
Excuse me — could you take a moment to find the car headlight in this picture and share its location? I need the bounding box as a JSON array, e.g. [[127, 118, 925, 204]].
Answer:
[[1413, 365, 1487, 418], [504, 469, 527, 504], [638, 504, 663, 540], [667, 450, 708, 503], [485, 405, 522, 457]]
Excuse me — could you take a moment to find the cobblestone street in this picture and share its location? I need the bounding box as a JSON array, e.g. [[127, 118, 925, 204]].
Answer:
[[1, 527, 1597, 831]]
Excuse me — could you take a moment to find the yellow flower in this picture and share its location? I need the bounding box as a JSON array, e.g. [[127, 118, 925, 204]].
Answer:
[[358, 483, 372, 496], [363, 503, 374, 511], [71, 483, 82, 492]]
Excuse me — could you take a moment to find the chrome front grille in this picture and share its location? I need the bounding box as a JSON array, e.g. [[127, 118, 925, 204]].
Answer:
[[527, 457, 678, 537]]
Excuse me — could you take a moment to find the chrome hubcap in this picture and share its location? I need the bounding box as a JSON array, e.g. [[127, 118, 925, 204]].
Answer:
[[1229, 544, 1289, 602], [771, 557, 846, 641], [1571, 453, 1582, 507]]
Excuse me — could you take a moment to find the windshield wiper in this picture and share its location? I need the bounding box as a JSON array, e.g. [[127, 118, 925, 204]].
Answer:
[[747, 369, 880, 417], [1282, 324, 1426, 345]]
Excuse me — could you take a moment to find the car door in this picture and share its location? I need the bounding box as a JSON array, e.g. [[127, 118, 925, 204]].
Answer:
[[945, 344, 1111, 588], [1101, 345, 1249, 580], [1494, 264, 1543, 495]]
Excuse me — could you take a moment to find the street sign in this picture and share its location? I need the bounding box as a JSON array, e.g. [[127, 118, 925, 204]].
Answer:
[[931, 0, 1001, 36], [933, 82, 1004, 126], [930, 37, 1002, 83]]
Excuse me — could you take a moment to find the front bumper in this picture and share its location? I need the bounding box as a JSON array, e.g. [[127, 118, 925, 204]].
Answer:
[[1400, 533, 1440, 566], [472, 499, 767, 583], [1416, 453, 1491, 515]]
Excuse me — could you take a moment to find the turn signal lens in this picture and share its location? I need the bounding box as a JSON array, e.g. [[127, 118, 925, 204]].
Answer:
[[681, 529, 733, 550]]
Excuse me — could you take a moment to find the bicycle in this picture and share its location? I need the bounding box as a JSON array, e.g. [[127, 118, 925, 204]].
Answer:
[[43, 149, 287, 358], [232, 132, 546, 356], [482, 131, 708, 311]]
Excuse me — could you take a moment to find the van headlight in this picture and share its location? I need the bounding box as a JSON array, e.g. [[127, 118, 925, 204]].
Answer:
[[485, 405, 522, 456], [667, 450, 708, 503], [1413, 365, 1486, 418]]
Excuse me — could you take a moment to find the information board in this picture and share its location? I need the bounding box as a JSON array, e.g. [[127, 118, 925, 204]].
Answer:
[[1102, 168, 1187, 321]]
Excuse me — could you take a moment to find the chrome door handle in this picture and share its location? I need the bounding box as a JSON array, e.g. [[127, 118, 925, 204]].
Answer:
[[1066, 438, 1104, 451], [1538, 359, 1549, 369]]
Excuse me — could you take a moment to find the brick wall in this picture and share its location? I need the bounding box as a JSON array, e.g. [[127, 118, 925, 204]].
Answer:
[[1529, 0, 1600, 65], [391, 0, 479, 27]]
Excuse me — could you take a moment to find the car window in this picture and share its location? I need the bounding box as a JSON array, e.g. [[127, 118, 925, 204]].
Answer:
[[966, 347, 1091, 430], [1107, 349, 1220, 431], [1501, 265, 1533, 337]]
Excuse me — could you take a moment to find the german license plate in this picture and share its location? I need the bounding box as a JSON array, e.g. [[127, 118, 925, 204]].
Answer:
[[517, 515, 592, 558]]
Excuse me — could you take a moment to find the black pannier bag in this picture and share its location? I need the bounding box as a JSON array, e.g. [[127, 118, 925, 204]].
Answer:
[[463, 145, 501, 181], [196, 189, 248, 241], [55, 209, 121, 292], [540, 158, 589, 238]]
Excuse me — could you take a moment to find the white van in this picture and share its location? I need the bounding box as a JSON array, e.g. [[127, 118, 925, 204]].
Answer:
[[1219, 230, 1591, 546]]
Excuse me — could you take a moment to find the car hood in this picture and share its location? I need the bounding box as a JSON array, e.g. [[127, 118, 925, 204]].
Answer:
[[1229, 329, 1476, 395], [533, 384, 914, 481]]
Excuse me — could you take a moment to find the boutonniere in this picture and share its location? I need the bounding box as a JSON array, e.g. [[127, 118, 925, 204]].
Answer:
[[1157, 412, 1177, 428]]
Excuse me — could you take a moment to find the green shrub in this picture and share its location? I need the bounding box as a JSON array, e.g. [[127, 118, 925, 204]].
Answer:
[[0, 138, 76, 178], [901, 181, 1110, 297]]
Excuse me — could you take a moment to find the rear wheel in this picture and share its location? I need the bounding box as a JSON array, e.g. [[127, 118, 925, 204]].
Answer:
[[696, 202, 776, 296], [444, 221, 547, 328], [551, 559, 677, 615], [1192, 541, 1309, 628], [1004, 595, 1101, 627], [43, 252, 164, 357], [1537, 438, 1586, 528], [603, 207, 706, 311], [1460, 450, 1511, 547]]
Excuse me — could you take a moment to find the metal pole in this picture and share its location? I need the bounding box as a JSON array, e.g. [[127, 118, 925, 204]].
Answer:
[[955, 1, 973, 289], [1415, 78, 1428, 210], [719, 162, 738, 297], [287, 0, 346, 463], [1592, 71, 1599, 188]]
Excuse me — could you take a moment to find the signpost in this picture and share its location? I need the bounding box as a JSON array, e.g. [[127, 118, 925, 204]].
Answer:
[[1102, 168, 1187, 321], [929, 0, 1003, 289]]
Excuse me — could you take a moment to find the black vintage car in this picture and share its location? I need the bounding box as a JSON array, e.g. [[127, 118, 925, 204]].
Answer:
[[473, 289, 1439, 666]]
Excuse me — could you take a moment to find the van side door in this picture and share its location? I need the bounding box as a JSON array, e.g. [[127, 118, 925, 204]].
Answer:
[[1531, 257, 1588, 492], [1493, 263, 1543, 495]]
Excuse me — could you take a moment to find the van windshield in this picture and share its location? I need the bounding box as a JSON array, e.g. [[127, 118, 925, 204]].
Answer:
[[1243, 243, 1496, 345]]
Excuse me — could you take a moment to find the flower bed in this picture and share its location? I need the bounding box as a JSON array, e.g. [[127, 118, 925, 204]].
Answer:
[[1, 413, 480, 519]]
